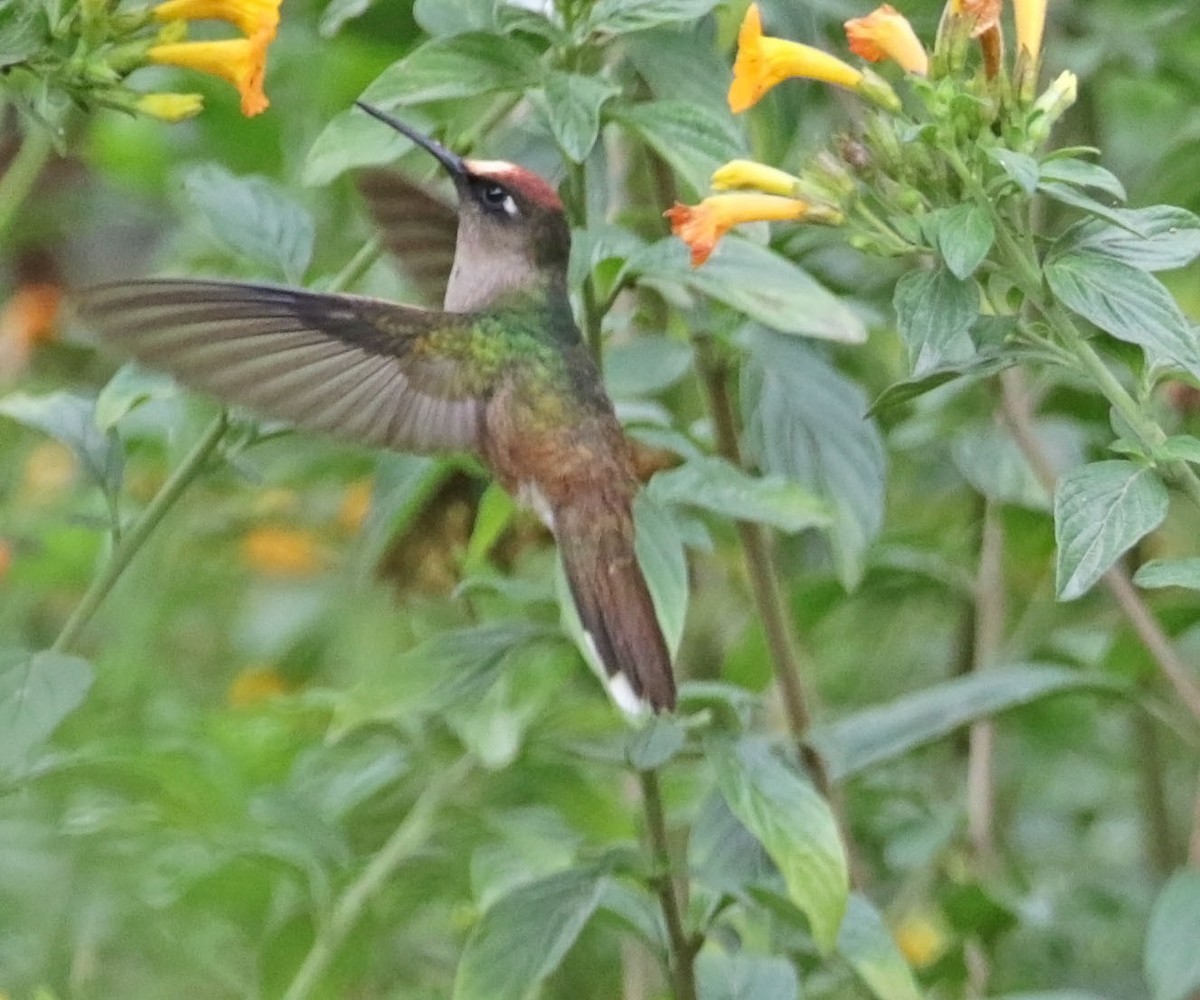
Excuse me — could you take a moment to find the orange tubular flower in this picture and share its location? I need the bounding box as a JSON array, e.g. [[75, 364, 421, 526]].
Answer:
[[665, 193, 840, 267], [730, 3, 866, 113], [153, 0, 280, 36], [149, 32, 271, 116], [947, 0, 1001, 37], [845, 5, 929, 76]]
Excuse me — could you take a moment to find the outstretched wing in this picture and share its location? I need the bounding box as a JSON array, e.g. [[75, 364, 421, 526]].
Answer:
[[76, 279, 487, 453], [356, 169, 459, 306]]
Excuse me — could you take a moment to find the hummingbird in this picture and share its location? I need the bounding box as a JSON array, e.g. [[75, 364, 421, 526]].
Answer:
[[76, 101, 677, 713]]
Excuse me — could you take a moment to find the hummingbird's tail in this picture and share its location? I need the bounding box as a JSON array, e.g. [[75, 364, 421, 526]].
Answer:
[[555, 503, 676, 713]]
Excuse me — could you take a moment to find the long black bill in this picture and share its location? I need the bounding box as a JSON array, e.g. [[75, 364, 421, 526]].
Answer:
[[354, 101, 466, 180]]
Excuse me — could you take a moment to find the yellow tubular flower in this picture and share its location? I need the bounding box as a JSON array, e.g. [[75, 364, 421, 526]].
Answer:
[[665, 193, 840, 267], [845, 5, 929, 76], [729, 3, 864, 113], [1013, 0, 1046, 61], [153, 0, 280, 36], [711, 159, 801, 196], [136, 91, 205, 121], [149, 32, 270, 116]]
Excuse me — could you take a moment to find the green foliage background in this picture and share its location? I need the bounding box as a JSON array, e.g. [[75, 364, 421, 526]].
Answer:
[[2, 1, 1200, 999]]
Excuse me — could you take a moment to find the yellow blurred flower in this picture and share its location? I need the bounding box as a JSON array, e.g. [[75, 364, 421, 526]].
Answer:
[[711, 159, 801, 197], [338, 478, 373, 533], [665, 193, 841, 267], [149, 31, 272, 116], [136, 91, 205, 122], [893, 912, 947, 968], [845, 5, 929, 76], [228, 664, 292, 706], [241, 526, 323, 575], [1013, 0, 1046, 61], [153, 0, 280, 36], [0, 538, 11, 581], [21, 442, 77, 506]]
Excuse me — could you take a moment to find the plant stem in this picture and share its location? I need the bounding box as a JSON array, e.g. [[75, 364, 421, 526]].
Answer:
[[1131, 705, 1177, 875], [0, 127, 53, 243], [638, 769, 697, 1000], [282, 761, 468, 1000], [564, 160, 604, 366], [999, 370, 1200, 723], [51, 412, 228, 653], [327, 235, 381, 292]]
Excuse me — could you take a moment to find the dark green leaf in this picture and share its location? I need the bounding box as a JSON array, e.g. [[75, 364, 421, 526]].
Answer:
[[696, 951, 799, 1000], [1134, 558, 1200, 591], [0, 391, 122, 495], [542, 72, 618, 163], [893, 266, 979, 375], [837, 894, 922, 1000], [932, 203, 995, 279], [0, 3, 42, 66], [648, 456, 832, 533], [183, 164, 314, 283], [609, 100, 745, 197], [1055, 460, 1169, 600], [625, 715, 687, 771], [1038, 158, 1127, 203], [1145, 870, 1200, 1000], [453, 869, 606, 1000], [868, 353, 1015, 415], [1045, 251, 1200, 378], [362, 33, 540, 106], [811, 664, 1116, 780], [584, 0, 722, 35], [1054, 206, 1200, 272], [711, 737, 848, 951], [741, 329, 886, 587], [0, 649, 94, 774]]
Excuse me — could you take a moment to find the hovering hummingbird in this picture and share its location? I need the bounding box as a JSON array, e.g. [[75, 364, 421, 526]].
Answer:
[[77, 102, 676, 713]]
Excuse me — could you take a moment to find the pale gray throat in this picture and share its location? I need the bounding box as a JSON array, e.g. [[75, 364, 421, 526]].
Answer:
[[443, 229, 543, 312]]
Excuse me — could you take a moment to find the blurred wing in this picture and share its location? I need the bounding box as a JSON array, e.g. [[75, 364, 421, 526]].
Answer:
[[77, 279, 486, 453], [356, 169, 459, 305]]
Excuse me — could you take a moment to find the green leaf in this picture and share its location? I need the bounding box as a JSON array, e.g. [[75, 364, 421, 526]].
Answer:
[[951, 419, 1085, 511], [317, 0, 378, 36], [633, 493, 689, 658], [1054, 460, 1169, 600], [811, 664, 1115, 780], [695, 951, 799, 1000], [349, 454, 448, 584], [1145, 870, 1200, 1000], [0, 391, 122, 495], [1038, 158, 1127, 203], [1157, 434, 1200, 465], [583, 0, 722, 35], [625, 23, 733, 110], [1045, 250, 1200, 379], [453, 869, 606, 1000], [625, 715, 687, 771], [742, 329, 886, 588], [893, 266, 979, 375], [710, 737, 848, 951], [94, 364, 178, 433], [931, 203, 995, 279], [648, 456, 832, 533], [542, 72, 618, 163], [0, 3, 43, 67], [689, 791, 775, 895], [1039, 182, 1140, 231], [609, 100, 745, 197], [868, 353, 1015, 415], [1134, 558, 1200, 591], [0, 649, 94, 774], [837, 894, 923, 1000], [1054, 206, 1200, 272], [605, 335, 694, 398], [362, 33, 540, 106], [182, 164, 314, 283], [303, 107, 441, 186], [987, 149, 1038, 193], [628, 238, 865, 343], [414, 0, 496, 35]]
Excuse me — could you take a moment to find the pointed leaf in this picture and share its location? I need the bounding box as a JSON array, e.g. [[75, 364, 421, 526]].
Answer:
[[838, 894, 923, 1000], [0, 391, 122, 495], [361, 33, 540, 106], [1145, 870, 1200, 1000], [625, 715, 687, 771], [453, 869, 606, 1000], [633, 493, 689, 658], [542, 72, 618, 163], [931, 203, 995, 279], [711, 737, 848, 951], [0, 649, 94, 774], [94, 364, 178, 432], [610, 100, 745, 197], [1054, 206, 1200, 272], [1134, 558, 1200, 591], [414, 0, 496, 36], [1038, 158, 1127, 203], [811, 664, 1116, 780], [988, 149, 1038, 193], [696, 951, 799, 1000], [1055, 460, 1169, 600], [1045, 251, 1200, 378], [893, 266, 979, 375]]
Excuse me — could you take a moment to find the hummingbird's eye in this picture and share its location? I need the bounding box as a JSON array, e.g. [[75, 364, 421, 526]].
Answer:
[[479, 182, 518, 217]]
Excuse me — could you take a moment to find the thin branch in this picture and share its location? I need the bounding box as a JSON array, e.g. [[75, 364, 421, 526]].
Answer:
[[0, 127, 53, 243], [999, 370, 1200, 724], [1132, 706, 1177, 876], [638, 770, 697, 1000], [282, 761, 468, 1000]]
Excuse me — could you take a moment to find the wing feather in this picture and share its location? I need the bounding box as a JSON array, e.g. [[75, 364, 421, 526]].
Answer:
[[76, 279, 487, 453]]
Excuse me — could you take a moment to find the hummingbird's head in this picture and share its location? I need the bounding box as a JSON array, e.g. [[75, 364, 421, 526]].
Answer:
[[356, 102, 571, 308]]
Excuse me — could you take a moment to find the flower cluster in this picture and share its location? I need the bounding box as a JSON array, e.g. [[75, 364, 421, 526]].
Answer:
[[668, 0, 1058, 266]]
